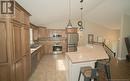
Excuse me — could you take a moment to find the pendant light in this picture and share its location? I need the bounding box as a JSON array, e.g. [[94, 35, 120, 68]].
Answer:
[[78, 0, 84, 31], [67, 0, 73, 28]]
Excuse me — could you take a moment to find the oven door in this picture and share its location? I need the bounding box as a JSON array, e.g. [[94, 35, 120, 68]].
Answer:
[[53, 45, 62, 54]]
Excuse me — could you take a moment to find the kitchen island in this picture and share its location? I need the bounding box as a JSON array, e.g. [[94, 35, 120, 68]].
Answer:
[[65, 45, 109, 81]]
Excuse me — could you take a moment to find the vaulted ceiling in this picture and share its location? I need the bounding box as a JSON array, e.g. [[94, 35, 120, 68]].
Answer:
[[17, 0, 130, 29]]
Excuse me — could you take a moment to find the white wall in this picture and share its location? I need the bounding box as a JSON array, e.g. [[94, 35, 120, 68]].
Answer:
[[78, 21, 120, 54], [119, 14, 130, 60]]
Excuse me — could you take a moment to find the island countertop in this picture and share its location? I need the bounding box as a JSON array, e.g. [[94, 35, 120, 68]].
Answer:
[[65, 45, 109, 63]]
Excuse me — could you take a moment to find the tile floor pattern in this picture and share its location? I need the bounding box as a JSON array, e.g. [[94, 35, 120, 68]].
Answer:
[[29, 54, 66, 81]]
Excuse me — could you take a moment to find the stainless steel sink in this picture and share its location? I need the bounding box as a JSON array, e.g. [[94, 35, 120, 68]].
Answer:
[[30, 44, 39, 48]]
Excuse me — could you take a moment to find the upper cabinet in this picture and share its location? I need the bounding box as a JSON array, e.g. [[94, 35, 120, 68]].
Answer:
[[14, 2, 31, 26], [30, 24, 47, 42], [12, 22, 22, 62], [38, 27, 47, 39]]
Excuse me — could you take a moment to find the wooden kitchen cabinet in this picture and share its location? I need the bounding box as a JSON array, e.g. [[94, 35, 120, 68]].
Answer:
[[23, 54, 31, 81], [21, 27, 30, 56], [40, 45, 45, 58], [13, 22, 22, 62], [38, 27, 47, 39], [44, 43, 53, 54], [0, 65, 10, 81], [15, 59, 24, 81], [0, 2, 31, 81], [0, 20, 8, 63], [33, 28, 39, 41]]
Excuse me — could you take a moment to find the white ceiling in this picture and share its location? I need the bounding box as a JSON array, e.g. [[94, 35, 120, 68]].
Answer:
[[17, 0, 130, 29]]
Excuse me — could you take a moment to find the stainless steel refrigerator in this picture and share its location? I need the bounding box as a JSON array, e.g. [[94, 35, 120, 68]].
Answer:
[[67, 33, 79, 52]]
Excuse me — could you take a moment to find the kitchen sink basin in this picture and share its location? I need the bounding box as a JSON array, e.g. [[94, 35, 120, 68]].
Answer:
[[30, 44, 39, 48]]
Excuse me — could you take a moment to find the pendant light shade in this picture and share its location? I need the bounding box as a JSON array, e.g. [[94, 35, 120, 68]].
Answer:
[[67, 20, 72, 28], [67, 0, 73, 28]]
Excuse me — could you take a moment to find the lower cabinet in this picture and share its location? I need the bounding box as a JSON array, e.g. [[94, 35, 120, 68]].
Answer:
[[23, 54, 31, 81], [39, 45, 44, 59], [15, 55, 31, 81], [15, 59, 24, 81], [0, 65, 10, 81]]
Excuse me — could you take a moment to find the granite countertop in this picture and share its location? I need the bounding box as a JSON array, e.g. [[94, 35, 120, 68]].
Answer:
[[65, 45, 109, 63], [39, 37, 67, 41]]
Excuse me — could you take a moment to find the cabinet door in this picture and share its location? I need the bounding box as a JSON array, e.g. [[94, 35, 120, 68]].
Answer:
[[24, 28, 30, 54], [15, 59, 24, 81], [44, 44, 52, 54], [21, 27, 30, 56], [40, 45, 44, 58], [33, 28, 38, 41], [13, 23, 22, 61], [0, 21, 8, 63], [23, 54, 31, 81], [38, 27, 47, 39], [0, 65, 10, 81]]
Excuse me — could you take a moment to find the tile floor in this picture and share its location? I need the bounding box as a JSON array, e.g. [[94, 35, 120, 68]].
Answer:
[[28, 54, 130, 81], [29, 54, 66, 81]]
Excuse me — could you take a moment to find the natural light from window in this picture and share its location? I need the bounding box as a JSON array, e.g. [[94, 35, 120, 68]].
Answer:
[[56, 60, 66, 71]]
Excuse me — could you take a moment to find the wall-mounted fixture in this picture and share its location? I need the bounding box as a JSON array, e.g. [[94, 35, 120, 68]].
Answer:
[[78, 0, 84, 31], [67, 0, 73, 28]]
